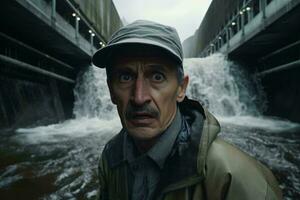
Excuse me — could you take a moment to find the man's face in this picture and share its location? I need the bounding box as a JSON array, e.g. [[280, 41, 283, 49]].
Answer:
[[108, 55, 188, 141]]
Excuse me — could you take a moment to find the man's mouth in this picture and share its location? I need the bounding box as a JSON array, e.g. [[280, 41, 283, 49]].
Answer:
[[132, 112, 154, 118], [127, 112, 156, 126]]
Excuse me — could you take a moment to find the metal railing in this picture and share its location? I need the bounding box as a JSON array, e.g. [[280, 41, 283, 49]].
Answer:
[[199, 0, 276, 57], [0, 32, 75, 83], [26, 0, 106, 53], [0, 54, 75, 84]]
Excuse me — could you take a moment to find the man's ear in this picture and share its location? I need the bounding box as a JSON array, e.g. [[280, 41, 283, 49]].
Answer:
[[177, 75, 189, 102], [107, 79, 117, 104]]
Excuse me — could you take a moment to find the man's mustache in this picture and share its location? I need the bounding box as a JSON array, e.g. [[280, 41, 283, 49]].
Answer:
[[125, 103, 159, 119]]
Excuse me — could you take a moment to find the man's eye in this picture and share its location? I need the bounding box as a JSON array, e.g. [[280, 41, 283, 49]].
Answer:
[[119, 74, 132, 82], [152, 73, 165, 82]]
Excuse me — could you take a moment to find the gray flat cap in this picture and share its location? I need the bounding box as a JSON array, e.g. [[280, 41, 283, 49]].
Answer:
[[92, 20, 183, 68]]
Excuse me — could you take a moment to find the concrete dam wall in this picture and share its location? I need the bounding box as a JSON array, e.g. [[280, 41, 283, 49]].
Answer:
[[0, 0, 123, 130], [183, 0, 300, 123]]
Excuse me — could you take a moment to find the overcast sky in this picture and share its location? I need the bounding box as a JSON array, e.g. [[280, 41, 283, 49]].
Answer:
[[112, 0, 212, 42]]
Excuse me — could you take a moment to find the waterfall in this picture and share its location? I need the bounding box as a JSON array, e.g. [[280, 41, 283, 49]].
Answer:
[[184, 54, 263, 117], [73, 66, 117, 119]]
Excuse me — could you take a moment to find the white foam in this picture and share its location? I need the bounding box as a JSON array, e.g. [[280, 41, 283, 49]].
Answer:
[[15, 117, 121, 144], [218, 115, 300, 132]]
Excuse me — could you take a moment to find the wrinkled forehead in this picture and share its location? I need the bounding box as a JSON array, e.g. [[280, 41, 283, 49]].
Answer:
[[111, 58, 176, 76]]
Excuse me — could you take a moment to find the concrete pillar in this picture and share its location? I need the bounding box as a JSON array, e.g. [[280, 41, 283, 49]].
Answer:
[[51, 0, 56, 25], [220, 36, 224, 47], [247, 6, 253, 22], [237, 7, 240, 31], [75, 17, 79, 42], [218, 37, 221, 48], [226, 28, 229, 41], [259, 0, 267, 18], [229, 27, 233, 39], [226, 27, 230, 51], [241, 1, 245, 36], [241, 14, 245, 36], [90, 34, 94, 53]]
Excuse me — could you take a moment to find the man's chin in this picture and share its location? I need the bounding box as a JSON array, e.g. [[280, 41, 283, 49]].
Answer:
[[126, 126, 162, 141]]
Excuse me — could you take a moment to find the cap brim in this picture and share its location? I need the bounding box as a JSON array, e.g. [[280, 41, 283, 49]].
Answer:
[[92, 38, 182, 68]]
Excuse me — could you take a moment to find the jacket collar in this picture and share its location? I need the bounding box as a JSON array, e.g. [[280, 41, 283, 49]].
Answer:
[[154, 97, 206, 195], [154, 97, 221, 195]]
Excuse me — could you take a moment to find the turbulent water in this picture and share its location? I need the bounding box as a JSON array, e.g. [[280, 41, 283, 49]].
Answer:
[[0, 54, 299, 200]]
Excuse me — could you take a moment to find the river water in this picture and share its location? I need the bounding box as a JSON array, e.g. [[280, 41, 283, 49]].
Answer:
[[0, 54, 299, 199]]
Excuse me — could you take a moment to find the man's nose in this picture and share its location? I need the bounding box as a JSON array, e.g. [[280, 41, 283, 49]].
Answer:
[[131, 77, 151, 105]]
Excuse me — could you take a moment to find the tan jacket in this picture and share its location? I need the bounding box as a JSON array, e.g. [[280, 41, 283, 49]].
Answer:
[[98, 98, 282, 200]]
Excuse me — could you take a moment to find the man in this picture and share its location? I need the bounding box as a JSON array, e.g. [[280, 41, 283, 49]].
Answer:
[[92, 20, 282, 200]]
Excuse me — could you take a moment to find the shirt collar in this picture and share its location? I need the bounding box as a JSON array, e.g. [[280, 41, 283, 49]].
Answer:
[[148, 109, 182, 169]]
